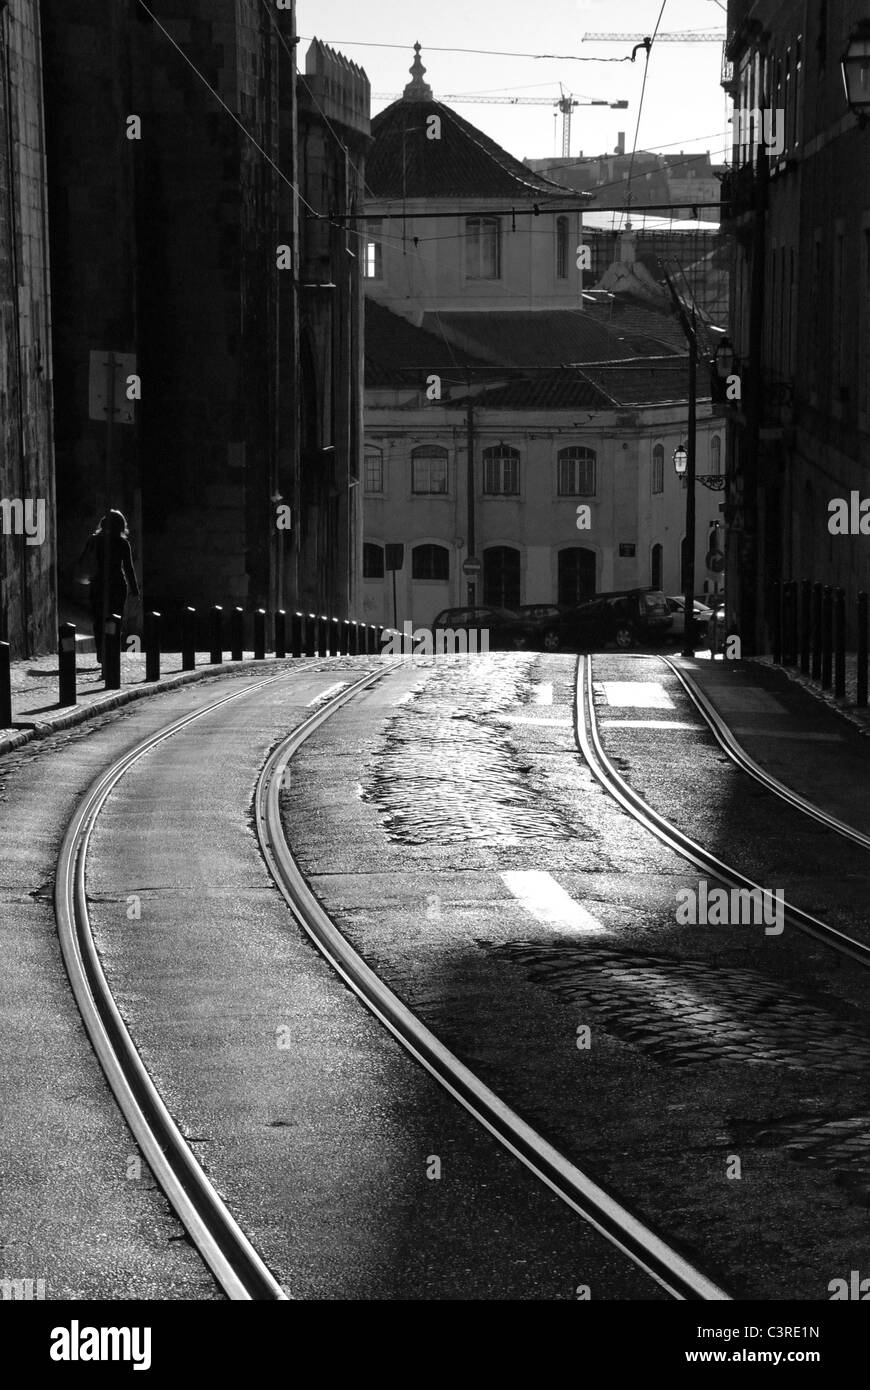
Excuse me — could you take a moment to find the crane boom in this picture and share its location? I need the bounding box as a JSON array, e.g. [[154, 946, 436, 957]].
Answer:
[[583, 30, 725, 42]]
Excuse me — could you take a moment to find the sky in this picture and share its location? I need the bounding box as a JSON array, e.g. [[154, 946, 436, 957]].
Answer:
[[296, 0, 732, 171]]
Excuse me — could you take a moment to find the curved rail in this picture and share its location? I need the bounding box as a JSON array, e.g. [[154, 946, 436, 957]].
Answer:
[[576, 656, 870, 969], [254, 669, 733, 1302]]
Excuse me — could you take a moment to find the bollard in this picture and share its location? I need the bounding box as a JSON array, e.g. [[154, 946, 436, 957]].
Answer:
[[231, 607, 244, 662], [376, 625, 384, 653], [331, 617, 340, 656], [145, 610, 161, 682], [288, 611, 301, 659], [834, 588, 846, 699], [0, 641, 10, 727], [275, 610, 288, 660], [318, 614, 329, 657], [182, 606, 196, 671], [306, 613, 317, 658], [821, 586, 833, 690], [340, 619, 350, 656], [858, 592, 868, 708], [210, 606, 223, 664], [351, 621, 360, 656], [103, 614, 122, 690], [799, 579, 811, 675], [811, 583, 822, 682], [59, 623, 77, 707], [254, 608, 266, 661]]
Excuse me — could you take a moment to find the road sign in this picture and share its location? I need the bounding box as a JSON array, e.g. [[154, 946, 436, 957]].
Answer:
[[88, 350, 137, 424], [462, 556, 482, 577]]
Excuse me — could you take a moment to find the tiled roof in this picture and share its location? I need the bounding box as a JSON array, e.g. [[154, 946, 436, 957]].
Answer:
[[364, 299, 491, 385], [450, 372, 617, 412], [419, 309, 678, 367], [368, 92, 579, 201], [580, 357, 705, 406]]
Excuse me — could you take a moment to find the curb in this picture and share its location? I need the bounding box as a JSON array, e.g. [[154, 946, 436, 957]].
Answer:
[[745, 656, 870, 738], [0, 657, 314, 760]]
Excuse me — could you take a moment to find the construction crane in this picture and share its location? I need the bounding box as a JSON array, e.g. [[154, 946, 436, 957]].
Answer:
[[582, 30, 726, 42], [373, 92, 629, 158]]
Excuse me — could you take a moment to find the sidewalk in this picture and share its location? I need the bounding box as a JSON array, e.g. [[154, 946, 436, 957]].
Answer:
[[677, 654, 870, 839], [0, 649, 369, 759]]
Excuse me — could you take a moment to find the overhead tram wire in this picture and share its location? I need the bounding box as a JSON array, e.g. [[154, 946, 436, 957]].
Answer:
[[618, 0, 670, 233], [297, 37, 635, 63]]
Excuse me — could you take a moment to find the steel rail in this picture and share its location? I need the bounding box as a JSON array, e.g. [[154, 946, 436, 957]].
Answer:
[[54, 668, 378, 1301], [657, 654, 870, 853], [255, 666, 733, 1302], [577, 656, 870, 968]]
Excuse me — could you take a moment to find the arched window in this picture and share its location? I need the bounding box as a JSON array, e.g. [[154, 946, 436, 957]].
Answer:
[[555, 216, 569, 279], [483, 546, 521, 609], [651, 542, 663, 591], [483, 444, 520, 495], [652, 443, 664, 494], [558, 446, 596, 497], [363, 543, 385, 579], [710, 435, 722, 475], [411, 444, 448, 494], [364, 444, 383, 494], [412, 544, 450, 582]]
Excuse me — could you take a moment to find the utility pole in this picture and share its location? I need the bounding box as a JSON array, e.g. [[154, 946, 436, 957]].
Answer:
[[683, 308, 697, 658], [466, 385, 476, 606]]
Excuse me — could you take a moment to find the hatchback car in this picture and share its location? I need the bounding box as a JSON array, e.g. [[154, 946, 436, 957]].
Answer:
[[665, 595, 714, 644], [431, 605, 525, 651], [561, 589, 673, 651]]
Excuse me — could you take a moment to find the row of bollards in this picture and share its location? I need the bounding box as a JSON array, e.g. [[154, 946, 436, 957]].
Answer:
[[0, 609, 396, 723], [773, 580, 867, 705]]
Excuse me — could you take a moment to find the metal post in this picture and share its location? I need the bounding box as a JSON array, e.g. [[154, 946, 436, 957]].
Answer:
[[182, 606, 196, 671], [785, 580, 798, 665], [799, 579, 811, 675], [682, 309, 698, 659], [275, 610, 288, 659], [811, 582, 822, 681], [368, 624, 376, 655], [466, 387, 476, 608], [340, 619, 350, 655], [59, 623, 77, 707], [349, 621, 358, 656], [821, 586, 833, 690], [306, 613, 317, 658], [858, 592, 868, 708], [210, 606, 223, 664], [231, 607, 244, 662], [144, 610, 161, 682], [254, 608, 266, 661], [834, 588, 846, 699], [772, 581, 782, 665], [0, 641, 10, 727], [331, 616, 340, 656], [376, 625, 384, 652], [104, 614, 122, 690]]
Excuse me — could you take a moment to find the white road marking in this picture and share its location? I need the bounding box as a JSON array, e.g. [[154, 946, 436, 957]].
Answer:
[[600, 681, 674, 709], [306, 682, 348, 707], [501, 870, 610, 935], [533, 682, 554, 705], [498, 714, 573, 727]]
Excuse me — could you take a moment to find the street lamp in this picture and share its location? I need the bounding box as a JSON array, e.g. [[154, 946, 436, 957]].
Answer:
[[673, 444, 688, 477], [713, 336, 736, 379], [842, 21, 870, 122]]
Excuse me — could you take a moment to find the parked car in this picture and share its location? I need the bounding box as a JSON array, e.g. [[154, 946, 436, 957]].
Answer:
[[665, 595, 714, 643], [560, 589, 673, 651], [515, 603, 574, 652], [707, 598, 726, 652], [431, 605, 525, 651]]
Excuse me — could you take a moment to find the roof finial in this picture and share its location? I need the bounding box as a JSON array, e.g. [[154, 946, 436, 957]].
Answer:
[[403, 41, 433, 99]]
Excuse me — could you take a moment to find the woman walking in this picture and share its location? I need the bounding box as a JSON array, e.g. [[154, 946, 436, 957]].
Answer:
[[79, 510, 140, 663]]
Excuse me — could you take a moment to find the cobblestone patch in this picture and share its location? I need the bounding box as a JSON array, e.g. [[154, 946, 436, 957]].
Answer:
[[361, 655, 577, 846], [489, 941, 870, 1071], [730, 1114, 870, 1203]]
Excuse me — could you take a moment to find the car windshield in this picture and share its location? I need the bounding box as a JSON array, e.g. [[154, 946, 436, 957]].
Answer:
[[642, 591, 669, 616]]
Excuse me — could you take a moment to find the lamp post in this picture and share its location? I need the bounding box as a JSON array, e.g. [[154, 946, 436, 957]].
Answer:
[[842, 21, 870, 123]]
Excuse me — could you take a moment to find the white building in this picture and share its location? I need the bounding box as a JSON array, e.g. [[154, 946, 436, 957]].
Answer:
[[361, 48, 725, 628]]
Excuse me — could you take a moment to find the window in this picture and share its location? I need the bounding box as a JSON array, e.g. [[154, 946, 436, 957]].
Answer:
[[363, 543, 384, 579], [651, 443, 664, 494], [710, 436, 721, 476], [412, 544, 449, 582], [555, 216, 569, 279], [558, 446, 596, 496], [364, 219, 383, 279], [465, 216, 501, 279], [411, 445, 448, 494], [483, 444, 520, 495], [558, 547, 596, 606], [364, 445, 383, 494]]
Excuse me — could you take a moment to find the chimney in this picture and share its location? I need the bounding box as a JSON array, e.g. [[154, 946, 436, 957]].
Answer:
[[615, 131, 626, 155]]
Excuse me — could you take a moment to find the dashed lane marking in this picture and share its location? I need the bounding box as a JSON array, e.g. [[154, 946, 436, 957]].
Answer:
[[501, 870, 611, 936], [597, 682, 675, 709], [598, 719, 697, 730], [533, 682, 554, 705]]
